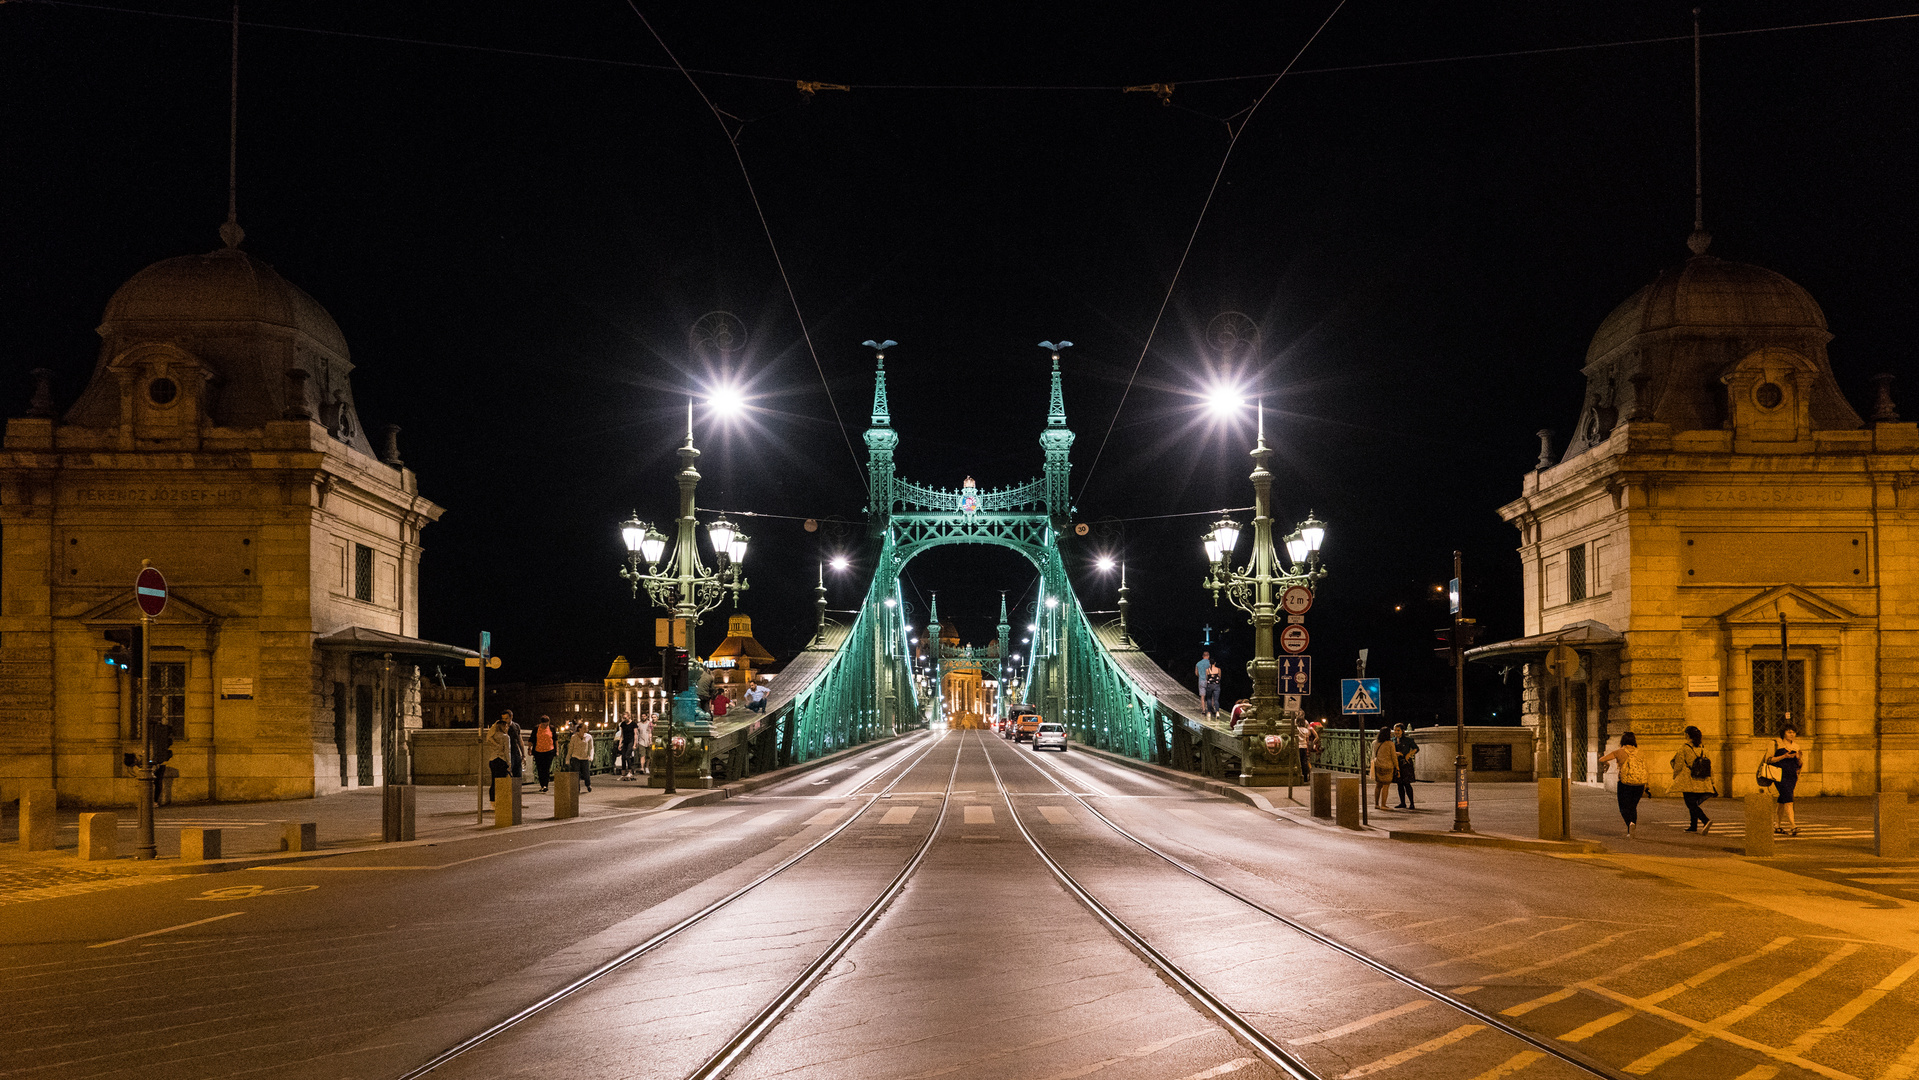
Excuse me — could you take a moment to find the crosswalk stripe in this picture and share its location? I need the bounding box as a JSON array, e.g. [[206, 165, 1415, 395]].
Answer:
[[1338, 1024, 1484, 1078], [1561, 937, 1791, 1044], [1622, 943, 1861, 1074]]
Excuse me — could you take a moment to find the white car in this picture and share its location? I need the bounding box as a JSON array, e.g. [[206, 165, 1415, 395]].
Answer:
[[1033, 722, 1069, 752]]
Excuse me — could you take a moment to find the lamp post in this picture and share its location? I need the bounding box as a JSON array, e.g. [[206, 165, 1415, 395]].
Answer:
[[618, 404, 748, 794], [1201, 407, 1327, 786]]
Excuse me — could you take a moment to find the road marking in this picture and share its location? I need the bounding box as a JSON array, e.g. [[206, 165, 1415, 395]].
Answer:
[[744, 809, 791, 824], [1623, 942, 1861, 1073], [1038, 806, 1075, 826], [1561, 936, 1793, 1043], [676, 809, 744, 825], [880, 807, 919, 825], [1732, 1067, 1780, 1080], [1175, 1061, 1255, 1080], [964, 805, 995, 825], [1839, 875, 1919, 884], [1502, 931, 1721, 1016], [1481, 927, 1673, 983], [1576, 974, 1861, 1080], [89, 911, 245, 948], [1422, 921, 1582, 968], [1886, 1028, 1919, 1080], [1465, 1051, 1545, 1080], [189, 885, 317, 900], [1022, 1029, 1216, 1080], [803, 808, 845, 826], [1288, 1000, 1432, 1045], [1339, 1024, 1484, 1078], [1781, 952, 1919, 1058]]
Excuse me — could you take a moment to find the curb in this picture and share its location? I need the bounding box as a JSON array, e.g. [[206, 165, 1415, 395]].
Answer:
[[1069, 743, 1311, 815], [2, 731, 921, 876], [1386, 829, 1608, 855]]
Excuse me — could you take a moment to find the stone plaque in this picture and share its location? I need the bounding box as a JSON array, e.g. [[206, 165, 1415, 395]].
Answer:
[[1680, 531, 1868, 584], [1471, 743, 1513, 772], [221, 676, 254, 700]]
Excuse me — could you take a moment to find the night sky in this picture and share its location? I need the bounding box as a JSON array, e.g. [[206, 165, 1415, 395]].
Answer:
[[5, 2, 1915, 726]]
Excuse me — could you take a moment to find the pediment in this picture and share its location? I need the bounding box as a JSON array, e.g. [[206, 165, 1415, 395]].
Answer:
[[1716, 584, 1859, 626], [78, 589, 224, 626]]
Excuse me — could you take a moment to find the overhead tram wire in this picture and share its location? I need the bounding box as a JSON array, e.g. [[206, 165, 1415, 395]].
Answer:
[[25, 2, 1919, 92], [620, 1, 868, 492], [1074, 0, 1349, 503]]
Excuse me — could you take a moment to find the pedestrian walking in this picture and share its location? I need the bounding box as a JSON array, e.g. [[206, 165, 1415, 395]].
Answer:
[[1299, 719, 1321, 780], [1598, 731, 1648, 836], [483, 718, 511, 802], [531, 716, 557, 792], [1767, 725, 1803, 837], [1204, 663, 1223, 719], [1671, 725, 1717, 833], [1393, 724, 1418, 809], [567, 721, 595, 793], [618, 715, 639, 780], [1195, 651, 1215, 717], [1372, 728, 1397, 811], [637, 713, 653, 775]]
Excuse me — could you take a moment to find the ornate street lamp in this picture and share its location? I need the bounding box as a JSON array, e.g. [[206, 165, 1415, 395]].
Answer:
[[1200, 405, 1328, 786], [616, 404, 749, 794]]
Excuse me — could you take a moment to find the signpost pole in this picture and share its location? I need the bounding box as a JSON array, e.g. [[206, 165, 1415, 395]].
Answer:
[[475, 631, 489, 825], [1451, 551, 1473, 834], [131, 561, 167, 860], [1356, 651, 1368, 827]]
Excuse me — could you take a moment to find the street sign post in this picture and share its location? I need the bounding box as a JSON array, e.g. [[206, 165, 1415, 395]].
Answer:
[[133, 563, 166, 859], [1277, 656, 1312, 696], [1280, 624, 1309, 654], [471, 632, 500, 824]]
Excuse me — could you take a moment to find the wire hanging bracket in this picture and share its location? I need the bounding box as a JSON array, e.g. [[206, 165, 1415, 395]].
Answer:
[[1124, 82, 1176, 105]]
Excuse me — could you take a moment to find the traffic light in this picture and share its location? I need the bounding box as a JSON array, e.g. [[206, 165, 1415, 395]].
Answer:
[[1455, 618, 1481, 650], [103, 626, 143, 673], [1433, 627, 1455, 665], [1434, 619, 1481, 665]]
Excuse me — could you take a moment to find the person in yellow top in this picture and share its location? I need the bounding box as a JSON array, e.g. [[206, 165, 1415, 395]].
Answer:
[[1371, 728, 1397, 811], [1598, 731, 1648, 837]]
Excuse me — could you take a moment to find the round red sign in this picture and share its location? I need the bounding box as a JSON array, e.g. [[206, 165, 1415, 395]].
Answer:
[[1280, 624, 1309, 654], [135, 566, 168, 618]]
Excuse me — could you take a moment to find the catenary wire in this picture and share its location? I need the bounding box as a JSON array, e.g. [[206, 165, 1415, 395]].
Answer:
[[1075, 0, 1348, 501]]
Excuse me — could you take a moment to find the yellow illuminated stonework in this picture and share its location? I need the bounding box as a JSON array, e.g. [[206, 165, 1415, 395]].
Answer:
[[1486, 249, 1919, 797]]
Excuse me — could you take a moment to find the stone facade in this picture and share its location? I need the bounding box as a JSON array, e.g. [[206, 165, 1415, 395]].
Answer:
[[1487, 243, 1919, 797], [0, 243, 444, 807]]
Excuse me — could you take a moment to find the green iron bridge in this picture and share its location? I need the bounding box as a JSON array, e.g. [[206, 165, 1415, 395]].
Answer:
[[698, 351, 1285, 786]]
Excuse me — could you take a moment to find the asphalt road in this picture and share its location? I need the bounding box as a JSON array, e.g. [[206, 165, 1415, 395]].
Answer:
[[4, 731, 1917, 1080]]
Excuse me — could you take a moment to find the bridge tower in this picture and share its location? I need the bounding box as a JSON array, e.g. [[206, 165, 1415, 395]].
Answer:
[[927, 592, 943, 726], [996, 591, 1011, 721]]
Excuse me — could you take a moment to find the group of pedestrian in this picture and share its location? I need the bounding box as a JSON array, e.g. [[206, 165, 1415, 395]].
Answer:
[[483, 709, 605, 800], [1370, 725, 1418, 810], [1195, 651, 1223, 719], [1595, 724, 1804, 838]]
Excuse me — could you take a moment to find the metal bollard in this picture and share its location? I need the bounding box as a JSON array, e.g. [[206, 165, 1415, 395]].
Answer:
[[1335, 776, 1361, 829], [20, 788, 57, 851], [1876, 792, 1910, 858], [1538, 780, 1566, 841], [78, 813, 117, 861], [382, 785, 415, 842], [280, 821, 319, 852], [1310, 771, 1332, 818], [180, 827, 222, 862], [493, 778, 519, 826], [1743, 796, 1775, 857], [552, 772, 579, 820]]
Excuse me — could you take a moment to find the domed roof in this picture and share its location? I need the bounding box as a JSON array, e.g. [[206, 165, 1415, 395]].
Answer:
[[100, 246, 349, 360], [1585, 254, 1826, 365]]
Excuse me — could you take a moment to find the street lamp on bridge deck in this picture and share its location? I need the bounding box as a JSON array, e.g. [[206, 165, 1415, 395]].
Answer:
[[1200, 407, 1328, 787]]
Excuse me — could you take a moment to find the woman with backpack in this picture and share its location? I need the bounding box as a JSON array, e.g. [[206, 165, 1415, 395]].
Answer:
[[1599, 731, 1648, 836], [1671, 725, 1717, 834]]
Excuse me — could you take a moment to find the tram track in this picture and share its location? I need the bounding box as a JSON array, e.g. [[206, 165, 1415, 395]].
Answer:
[[1005, 736, 1633, 1080], [396, 729, 952, 1080]]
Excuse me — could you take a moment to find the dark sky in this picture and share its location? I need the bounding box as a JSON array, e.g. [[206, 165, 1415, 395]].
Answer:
[[5, 2, 1915, 724]]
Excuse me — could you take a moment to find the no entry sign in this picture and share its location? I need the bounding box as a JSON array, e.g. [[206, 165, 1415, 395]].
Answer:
[[135, 566, 168, 618]]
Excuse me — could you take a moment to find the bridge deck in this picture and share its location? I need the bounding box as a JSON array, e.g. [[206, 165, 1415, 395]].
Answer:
[[1091, 622, 1244, 756], [707, 622, 851, 751]]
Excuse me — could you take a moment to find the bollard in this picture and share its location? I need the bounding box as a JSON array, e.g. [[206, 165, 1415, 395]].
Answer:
[[1876, 792, 1911, 858], [1310, 771, 1332, 819], [1743, 796, 1775, 857], [1335, 776, 1361, 829], [552, 772, 579, 820], [20, 788, 57, 851], [1538, 780, 1566, 841], [180, 827, 222, 862], [493, 778, 519, 826], [280, 821, 319, 852], [78, 813, 117, 861], [381, 784, 415, 843]]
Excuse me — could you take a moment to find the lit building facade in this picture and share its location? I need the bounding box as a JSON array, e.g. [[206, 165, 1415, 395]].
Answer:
[[1475, 238, 1919, 797]]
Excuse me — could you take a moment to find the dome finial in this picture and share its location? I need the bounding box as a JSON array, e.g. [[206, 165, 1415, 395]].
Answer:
[[219, 3, 244, 249], [1686, 7, 1709, 257]]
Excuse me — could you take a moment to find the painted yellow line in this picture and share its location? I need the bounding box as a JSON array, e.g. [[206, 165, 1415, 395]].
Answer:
[[1500, 987, 1577, 1017], [1465, 1051, 1545, 1080], [1884, 1028, 1919, 1080], [1338, 1024, 1484, 1079], [1502, 931, 1722, 1018], [1175, 1061, 1255, 1080], [89, 911, 244, 948], [1623, 942, 1860, 1074], [1576, 982, 1864, 1080], [1731, 1066, 1780, 1080], [1287, 1000, 1432, 1045], [1559, 936, 1790, 1044], [1474, 928, 1643, 981], [1782, 952, 1919, 1058]]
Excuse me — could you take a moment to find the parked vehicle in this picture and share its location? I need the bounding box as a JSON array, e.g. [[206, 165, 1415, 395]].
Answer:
[[1033, 722, 1068, 752]]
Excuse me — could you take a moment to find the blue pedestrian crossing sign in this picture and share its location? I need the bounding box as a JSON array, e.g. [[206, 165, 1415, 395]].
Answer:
[[1341, 678, 1382, 715], [1277, 656, 1311, 695]]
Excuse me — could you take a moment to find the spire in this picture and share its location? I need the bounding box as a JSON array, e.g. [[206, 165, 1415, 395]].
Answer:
[[1686, 7, 1711, 257], [218, 3, 245, 250], [1039, 341, 1072, 427], [870, 354, 891, 426], [996, 590, 1009, 631]]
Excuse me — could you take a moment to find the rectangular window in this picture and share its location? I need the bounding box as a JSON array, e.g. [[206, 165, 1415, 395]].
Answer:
[[355, 544, 374, 602], [1752, 659, 1806, 737], [1566, 544, 1587, 602], [146, 662, 186, 739]]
